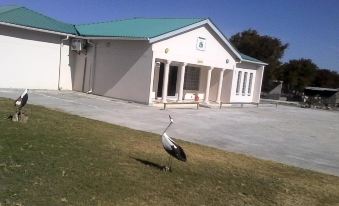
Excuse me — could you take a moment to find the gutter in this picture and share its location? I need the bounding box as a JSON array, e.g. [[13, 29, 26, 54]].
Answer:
[[0, 22, 77, 37], [240, 59, 268, 66], [77, 36, 149, 41], [0, 21, 147, 41], [58, 36, 69, 90]]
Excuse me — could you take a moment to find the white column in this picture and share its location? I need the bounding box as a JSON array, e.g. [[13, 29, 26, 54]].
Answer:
[[216, 69, 225, 103], [162, 61, 171, 103], [177, 63, 186, 102], [204, 67, 213, 104], [253, 66, 265, 103]]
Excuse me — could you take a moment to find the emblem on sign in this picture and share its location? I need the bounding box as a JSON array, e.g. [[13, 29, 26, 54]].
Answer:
[[196, 37, 206, 51]]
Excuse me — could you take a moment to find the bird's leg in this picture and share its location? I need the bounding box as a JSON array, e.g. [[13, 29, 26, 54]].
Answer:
[[18, 108, 21, 121], [15, 108, 19, 120], [163, 156, 171, 172], [166, 156, 171, 171], [169, 156, 173, 172]]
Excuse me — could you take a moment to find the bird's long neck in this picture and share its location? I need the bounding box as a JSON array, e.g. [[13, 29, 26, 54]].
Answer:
[[21, 89, 28, 98], [162, 121, 173, 135]]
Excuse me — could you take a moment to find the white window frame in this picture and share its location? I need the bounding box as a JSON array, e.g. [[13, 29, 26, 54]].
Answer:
[[248, 73, 253, 96], [242, 72, 248, 96], [236, 71, 242, 95]]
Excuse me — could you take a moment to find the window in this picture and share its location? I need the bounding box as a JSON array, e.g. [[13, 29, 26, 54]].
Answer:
[[184, 67, 200, 90], [242, 72, 248, 96], [236, 71, 242, 95], [248, 73, 253, 96]]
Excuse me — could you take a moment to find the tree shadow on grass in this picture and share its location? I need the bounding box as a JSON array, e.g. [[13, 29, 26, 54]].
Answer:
[[130, 157, 166, 171]]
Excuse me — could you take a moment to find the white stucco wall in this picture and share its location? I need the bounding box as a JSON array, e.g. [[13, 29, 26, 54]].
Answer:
[[0, 24, 73, 90], [230, 62, 263, 102], [253, 66, 265, 103], [150, 25, 265, 103], [84, 40, 153, 104], [71, 43, 96, 93], [59, 41, 73, 90], [220, 69, 233, 103], [152, 25, 237, 69], [150, 25, 238, 102], [209, 68, 220, 102], [71, 51, 86, 92]]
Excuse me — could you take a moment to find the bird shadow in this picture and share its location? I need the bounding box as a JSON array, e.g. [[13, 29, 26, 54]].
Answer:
[[130, 156, 166, 171]]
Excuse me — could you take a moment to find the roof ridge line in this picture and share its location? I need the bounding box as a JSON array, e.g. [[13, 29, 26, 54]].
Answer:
[[0, 5, 23, 16], [76, 18, 135, 26], [75, 17, 207, 27], [131, 17, 206, 19]]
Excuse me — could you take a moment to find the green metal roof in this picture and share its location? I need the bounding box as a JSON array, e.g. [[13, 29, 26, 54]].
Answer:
[[75, 18, 205, 38], [0, 5, 266, 65], [240, 53, 266, 64], [0, 5, 78, 34]]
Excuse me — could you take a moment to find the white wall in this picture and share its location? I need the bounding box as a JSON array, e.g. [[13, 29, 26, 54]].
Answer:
[[209, 68, 220, 102], [59, 40, 73, 90], [71, 42, 97, 93], [152, 25, 237, 69], [253, 66, 265, 103], [0, 24, 73, 90], [85, 40, 153, 104], [150, 25, 265, 103], [220, 69, 233, 103], [71, 51, 86, 92], [230, 62, 263, 102], [150, 25, 238, 102]]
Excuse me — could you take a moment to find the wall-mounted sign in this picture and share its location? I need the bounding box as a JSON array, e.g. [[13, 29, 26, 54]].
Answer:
[[196, 37, 206, 51]]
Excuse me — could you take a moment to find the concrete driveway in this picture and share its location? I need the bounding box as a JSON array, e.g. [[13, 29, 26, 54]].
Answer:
[[1, 89, 339, 176]]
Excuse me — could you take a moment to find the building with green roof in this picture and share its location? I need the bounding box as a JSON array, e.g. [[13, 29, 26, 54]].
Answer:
[[0, 5, 267, 104]]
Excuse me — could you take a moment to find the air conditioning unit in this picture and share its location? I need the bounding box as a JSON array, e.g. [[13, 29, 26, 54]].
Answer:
[[71, 39, 85, 52]]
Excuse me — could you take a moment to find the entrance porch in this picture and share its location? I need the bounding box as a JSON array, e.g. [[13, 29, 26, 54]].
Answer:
[[151, 59, 233, 104]]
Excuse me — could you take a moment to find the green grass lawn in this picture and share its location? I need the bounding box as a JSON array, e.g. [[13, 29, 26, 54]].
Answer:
[[1, 98, 339, 206]]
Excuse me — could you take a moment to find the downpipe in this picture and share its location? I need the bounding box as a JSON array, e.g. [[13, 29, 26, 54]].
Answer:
[[86, 40, 97, 94], [58, 36, 69, 90]]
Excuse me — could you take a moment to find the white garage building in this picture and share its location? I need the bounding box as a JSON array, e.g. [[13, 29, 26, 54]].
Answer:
[[0, 5, 267, 105]]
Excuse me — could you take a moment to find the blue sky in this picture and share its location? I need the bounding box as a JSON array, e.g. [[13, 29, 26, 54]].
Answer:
[[1, 0, 339, 71]]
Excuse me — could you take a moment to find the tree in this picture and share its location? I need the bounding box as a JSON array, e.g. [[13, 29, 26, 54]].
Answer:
[[312, 69, 339, 89], [280, 59, 318, 93], [230, 29, 288, 92]]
